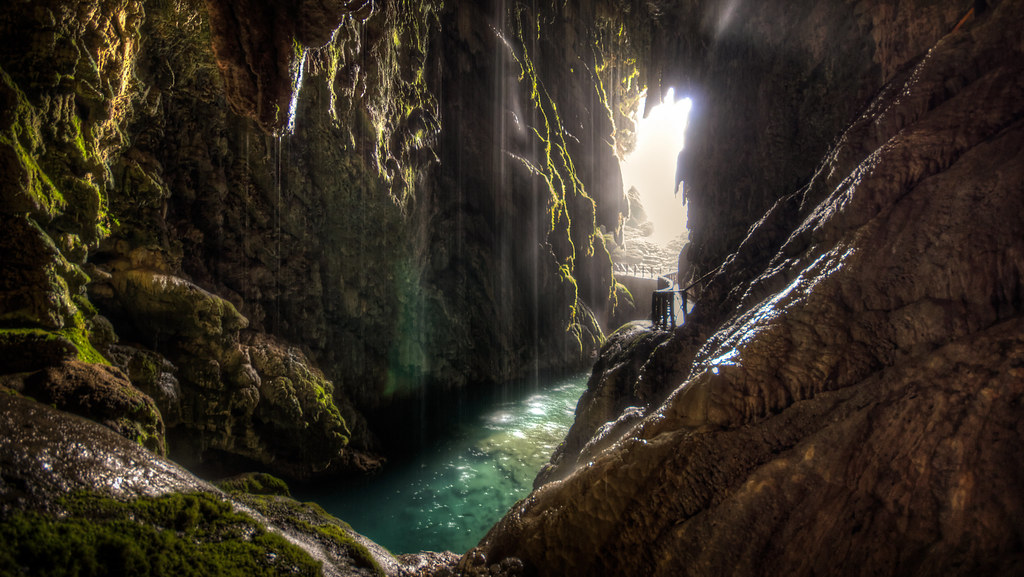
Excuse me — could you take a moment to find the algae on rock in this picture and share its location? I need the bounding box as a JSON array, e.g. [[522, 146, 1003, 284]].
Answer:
[[1, 0, 648, 478]]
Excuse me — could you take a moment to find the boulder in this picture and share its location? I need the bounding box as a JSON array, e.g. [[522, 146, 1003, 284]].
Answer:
[[14, 360, 165, 455]]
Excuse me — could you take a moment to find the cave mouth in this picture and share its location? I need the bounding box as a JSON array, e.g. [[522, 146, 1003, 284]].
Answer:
[[615, 88, 692, 275]]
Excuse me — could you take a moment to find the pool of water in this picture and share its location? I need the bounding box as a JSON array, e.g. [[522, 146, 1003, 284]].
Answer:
[[299, 373, 588, 554]]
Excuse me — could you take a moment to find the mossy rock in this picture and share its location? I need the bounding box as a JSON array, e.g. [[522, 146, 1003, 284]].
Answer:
[[0, 491, 324, 577], [0, 214, 81, 331], [109, 269, 248, 340], [217, 472, 291, 497], [105, 343, 183, 427], [244, 333, 352, 470], [20, 359, 166, 455], [233, 492, 386, 577], [0, 329, 79, 373], [0, 65, 64, 219]]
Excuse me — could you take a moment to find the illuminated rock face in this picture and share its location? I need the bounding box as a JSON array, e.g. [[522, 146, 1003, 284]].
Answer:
[[2, 0, 1023, 571], [0, 0, 629, 475], [471, 2, 1024, 575], [0, 392, 414, 576]]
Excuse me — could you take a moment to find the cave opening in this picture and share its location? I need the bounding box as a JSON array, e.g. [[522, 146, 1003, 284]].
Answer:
[[614, 87, 693, 277]]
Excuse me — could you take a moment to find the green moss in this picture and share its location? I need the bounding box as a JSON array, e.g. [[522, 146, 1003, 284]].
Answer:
[[317, 0, 440, 204], [0, 328, 59, 345], [56, 176, 105, 245], [68, 111, 89, 159], [0, 328, 78, 374], [217, 473, 292, 497], [19, 301, 112, 367], [71, 293, 98, 317], [115, 413, 167, 456], [234, 494, 383, 577], [507, 7, 611, 351], [0, 328, 79, 361], [307, 378, 349, 443], [315, 524, 384, 577], [0, 66, 66, 218], [0, 63, 114, 245], [612, 281, 635, 309], [58, 326, 109, 365], [0, 492, 323, 577]]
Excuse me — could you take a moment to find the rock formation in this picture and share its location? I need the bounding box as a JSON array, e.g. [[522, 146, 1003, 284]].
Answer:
[[0, 391, 443, 577], [624, 186, 648, 228], [469, 1, 1024, 575], [0, 0, 630, 475], [2, 0, 1022, 574]]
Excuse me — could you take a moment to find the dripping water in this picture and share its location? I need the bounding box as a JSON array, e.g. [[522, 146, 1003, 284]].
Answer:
[[274, 134, 283, 330], [243, 125, 250, 307]]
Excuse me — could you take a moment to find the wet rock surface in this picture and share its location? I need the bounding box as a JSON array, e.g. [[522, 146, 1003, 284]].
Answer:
[[488, 321, 1024, 577], [2, 0, 1022, 574], [0, 392, 428, 577], [0, 393, 207, 510], [474, 2, 1024, 575], [17, 360, 166, 455], [535, 322, 671, 487], [1, 0, 632, 479]]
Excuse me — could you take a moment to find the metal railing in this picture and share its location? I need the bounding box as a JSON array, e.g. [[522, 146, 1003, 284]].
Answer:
[[652, 287, 687, 330], [650, 267, 717, 330], [613, 262, 669, 279]]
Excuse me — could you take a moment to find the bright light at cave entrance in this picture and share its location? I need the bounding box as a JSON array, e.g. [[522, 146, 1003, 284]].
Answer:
[[620, 88, 692, 245]]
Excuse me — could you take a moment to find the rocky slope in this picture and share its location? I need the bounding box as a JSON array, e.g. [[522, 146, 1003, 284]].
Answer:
[[0, 391, 462, 577], [468, 1, 1024, 575]]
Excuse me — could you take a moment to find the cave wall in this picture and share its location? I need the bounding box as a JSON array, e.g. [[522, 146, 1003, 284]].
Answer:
[[470, 1, 1024, 575], [0, 0, 640, 475], [3, 0, 1023, 571], [136, 0, 636, 427], [534, 0, 989, 464], [637, 0, 977, 321]]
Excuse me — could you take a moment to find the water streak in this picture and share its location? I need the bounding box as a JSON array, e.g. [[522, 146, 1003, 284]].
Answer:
[[286, 50, 307, 133]]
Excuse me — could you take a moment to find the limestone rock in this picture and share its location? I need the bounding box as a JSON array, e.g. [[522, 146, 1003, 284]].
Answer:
[[0, 394, 206, 509], [624, 186, 648, 227], [535, 321, 671, 487], [475, 2, 1024, 575], [244, 332, 380, 476], [0, 331, 79, 375], [0, 214, 85, 334], [105, 343, 183, 427], [204, 0, 374, 133], [0, 393, 407, 577], [87, 248, 374, 477], [485, 321, 1024, 577], [16, 360, 166, 455], [109, 269, 248, 341]]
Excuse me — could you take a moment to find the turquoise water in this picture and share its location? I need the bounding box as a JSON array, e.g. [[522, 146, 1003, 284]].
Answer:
[[301, 373, 587, 554]]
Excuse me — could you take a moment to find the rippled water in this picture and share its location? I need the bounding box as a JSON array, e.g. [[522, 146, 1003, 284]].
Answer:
[[302, 373, 587, 554]]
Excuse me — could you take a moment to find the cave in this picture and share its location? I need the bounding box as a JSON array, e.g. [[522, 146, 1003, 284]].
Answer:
[[1, 0, 1022, 575]]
